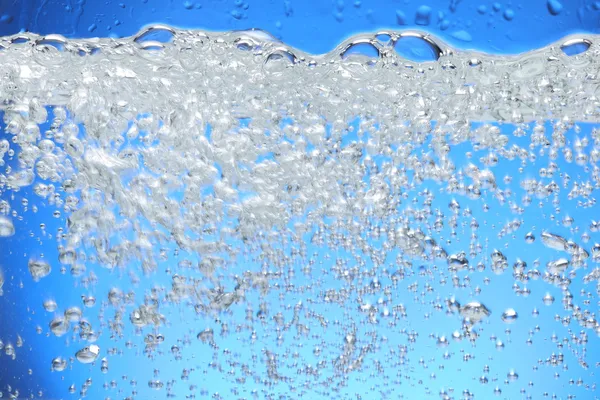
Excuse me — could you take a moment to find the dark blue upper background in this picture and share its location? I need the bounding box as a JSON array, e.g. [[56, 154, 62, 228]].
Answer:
[[1, 0, 599, 54]]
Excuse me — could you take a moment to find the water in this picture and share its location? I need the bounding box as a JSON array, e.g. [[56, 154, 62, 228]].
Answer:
[[0, 25, 599, 399]]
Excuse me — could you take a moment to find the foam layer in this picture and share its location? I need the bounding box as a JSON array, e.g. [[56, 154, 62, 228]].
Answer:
[[0, 26, 598, 123]]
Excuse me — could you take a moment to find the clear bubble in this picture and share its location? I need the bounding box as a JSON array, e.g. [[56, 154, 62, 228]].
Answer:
[[542, 293, 555, 305], [393, 33, 442, 62], [82, 295, 96, 308], [49, 316, 68, 337], [28, 259, 51, 282], [507, 370, 519, 382], [75, 344, 100, 364], [51, 357, 68, 372], [460, 301, 491, 324], [546, 258, 569, 274], [64, 307, 82, 322], [43, 299, 58, 312], [501, 308, 518, 324], [540, 232, 568, 251]]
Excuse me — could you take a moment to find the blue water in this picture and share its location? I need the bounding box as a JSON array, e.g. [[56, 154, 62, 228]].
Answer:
[[0, 1, 599, 400]]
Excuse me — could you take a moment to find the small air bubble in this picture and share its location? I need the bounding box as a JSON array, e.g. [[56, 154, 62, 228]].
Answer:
[[542, 293, 555, 305], [525, 232, 535, 243], [501, 308, 518, 324], [561, 38, 591, 56]]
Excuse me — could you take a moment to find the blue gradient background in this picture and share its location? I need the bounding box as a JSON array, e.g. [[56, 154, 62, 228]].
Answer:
[[0, 0, 599, 399]]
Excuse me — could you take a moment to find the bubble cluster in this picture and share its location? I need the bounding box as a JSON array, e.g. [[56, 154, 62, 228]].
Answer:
[[0, 26, 599, 399]]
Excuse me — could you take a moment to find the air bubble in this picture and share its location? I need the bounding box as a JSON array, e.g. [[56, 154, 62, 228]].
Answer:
[[75, 344, 100, 364], [375, 32, 392, 45], [436, 336, 449, 347], [460, 301, 491, 324], [82, 295, 96, 308], [178, 37, 208, 71], [10, 35, 31, 45], [134, 25, 176, 44], [540, 232, 567, 251], [525, 232, 535, 243], [234, 36, 259, 52], [28, 259, 51, 282], [235, 29, 279, 48], [393, 33, 443, 62], [34, 35, 66, 51], [546, 258, 569, 274], [542, 293, 555, 305], [49, 317, 68, 337], [138, 41, 165, 52], [501, 308, 518, 323], [340, 40, 380, 61], [197, 328, 214, 343], [561, 38, 592, 56], [64, 307, 82, 322], [468, 58, 482, 67], [43, 299, 58, 312], [51, 357, 68, 372], [263, 48, 298, 76]]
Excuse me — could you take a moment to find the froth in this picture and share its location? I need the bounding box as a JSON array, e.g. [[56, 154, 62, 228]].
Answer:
[[0, 26, 599, 123]]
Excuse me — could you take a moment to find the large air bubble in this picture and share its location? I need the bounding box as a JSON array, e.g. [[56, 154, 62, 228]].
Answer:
[[392, 32, 443, 62]]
